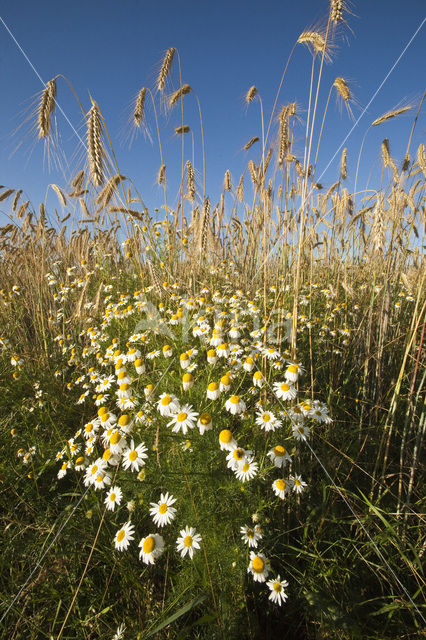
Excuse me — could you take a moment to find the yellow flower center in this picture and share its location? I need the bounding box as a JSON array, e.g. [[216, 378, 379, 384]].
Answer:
[[180, 353, 189, 361], [91, 464, 98, 475], [142, 536, 155, 553], [118, 415, 130, 426], [159, 503, 168, 514], [208, 382, 219, 391], [103, 449, 112, 461], [274, 446, 285, 457], [273, 582, 282, 592], [276, 479, 286, 491], [221, 375, 230, 386], [116, 530, 125, 543], [280, 383, 290, 391], [207, 349, 216, 357], [135, 359, 143, 367], [230, 395, 240, 404], [233, 449, 244, 460], [246, 356, 254, 364], [129, 450, 138, 462], [242, 463, 250, 472], [110, 431, 121, 445], [252, 556, 265, 573], [199, 413, 211, 425], [287, 364, 298, 373], [184, 535, 193, 547], [254, 371, 263, 380], [61, 462, 68, 470], [163, 345, 171, 351], [262, 413, 271, 422], [219, 429, 233, 443], [75, 456, 84, 465], [183, 373, 193, 382], [95, 474, 103, 483], [295, 478, 301, 486], [120, 383, 130, 391], [177, 412, 187, 423], [161, 396, 172, 405]]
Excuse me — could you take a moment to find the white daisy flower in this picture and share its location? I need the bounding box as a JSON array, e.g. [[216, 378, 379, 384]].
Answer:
[[252, 371, 264, 387], [93, 471, 112, 491], [272, 477, 293, 499], [216, 343, 229, 358], [126, 347, 141, 362], [182, 372, 194, 390], [167, 405, 198, 435], [235, 458, 258, 482], [219, 374, 231, 392], [290, 474, 307, 494], [206, 382, 220, 400], [243, 356, 255, 372], [197, 412, 212, 435], [267, 445, 291, 468], [157, 393, 180, 417], [267, 575, 289, 605], [104, 486, 123, 511], [149, 492, 177, 527], [138, 533, 165, 564], [273, 381, 297, 401], [240, 524, 263, 548], [247, 551, 270, 582], [162, 344, 173, 357], [225, 395, 246, 415], [226, 447, 252, 471], [114, 521, 135, 551], [146, 350, 160, 360], [284, 363, 304, 383], [206, 349, 217, 364], [122, 440, 148, 472], [255, 410, 282, 432], [218, 429, 237, 451], [84, 458, 108, 486], [292, 423, 310, 441], [176, 526, 202, 559], [134, 358, 145, 374], [179, 352, 190, 369]]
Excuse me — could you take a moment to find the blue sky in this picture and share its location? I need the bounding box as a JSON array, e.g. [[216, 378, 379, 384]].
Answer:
[[0, 0, 425, 225]]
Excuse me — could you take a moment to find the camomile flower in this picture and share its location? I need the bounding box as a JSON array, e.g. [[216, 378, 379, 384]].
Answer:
[[240, 524, 263, 548], [162, 344, 173, 357], [225, 395, 246, 415], [102, 447, 121, 466], [273, 381, 297, 401], [157, 393, 180, 417], [247, 551, 270, 582], [255, 410, 282, 432], [182, 372, 194, 390], [179, 352, 190, 369], [149, 492, 177, 527], [57, 461, 70, 479], [243, 356, 255, 372], [95, 393, 109, 406], [263, 346, 280, 360], [99, 375, 115, 391], [176, 526, 202, 559], [74, 456, 88, 471], [104, 486, 123, 511], [219, 429, 237, 451], [134, 358, 145, 374], [219, 374, 231, 392], [84, 459, 108, 486], [252, 371, 264, 387], [167, 405, 199, 435], [117, 414, 134, 434], [99, 411, 117, 429], [206, 382, 220, 400], [197, 412, 212, 435], [292, 423, 310, 441], [235, 458, 258, 482], [146, 350, 160, 360], [126, 347, 141, 362], [116, 370, 132, 385], [290, 474, 307, 494], [284, 363, 304, 383], [206, 349, 217, 364], [267, 575, 289, 605], [272, 477, 293, 499], [122, 440, 148, 472], [216, 343, 229, 359], [268, 445, 291, 468], [226, 447, 252, 471], [93, 471, 112, 491], [116, 395, 137, 410], [138, 533, 165, 564], [114, 521, 135, 551]]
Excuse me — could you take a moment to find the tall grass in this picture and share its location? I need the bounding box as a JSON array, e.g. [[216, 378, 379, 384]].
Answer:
[[0, 2, 424, 638]]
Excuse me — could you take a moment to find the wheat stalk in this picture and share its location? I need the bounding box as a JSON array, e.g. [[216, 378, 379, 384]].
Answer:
[[51, 184, 67, 207], [157, 164, 166, 186], [157, 48, 175, 91], [185, 161, 195, 201], [245, 86, 258, 104], [340, 148, 347, 180], [224, 170, 231, 192], [37, 78, 57, 139], [169, 84, 192, 107], [244, 136, 259, 151], [87, 100, 105, 187], [372, 106, 411, 126], [330, 0, 344, 24], [96, 174, 125, 208], [175, 125, 190, 135]]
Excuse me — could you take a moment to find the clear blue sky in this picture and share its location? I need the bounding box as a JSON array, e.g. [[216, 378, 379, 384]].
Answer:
[[0, 0, 425, 225]]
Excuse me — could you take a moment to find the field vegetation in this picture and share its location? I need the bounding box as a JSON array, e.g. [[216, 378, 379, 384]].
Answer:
[[0, 1, 425, 638]]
